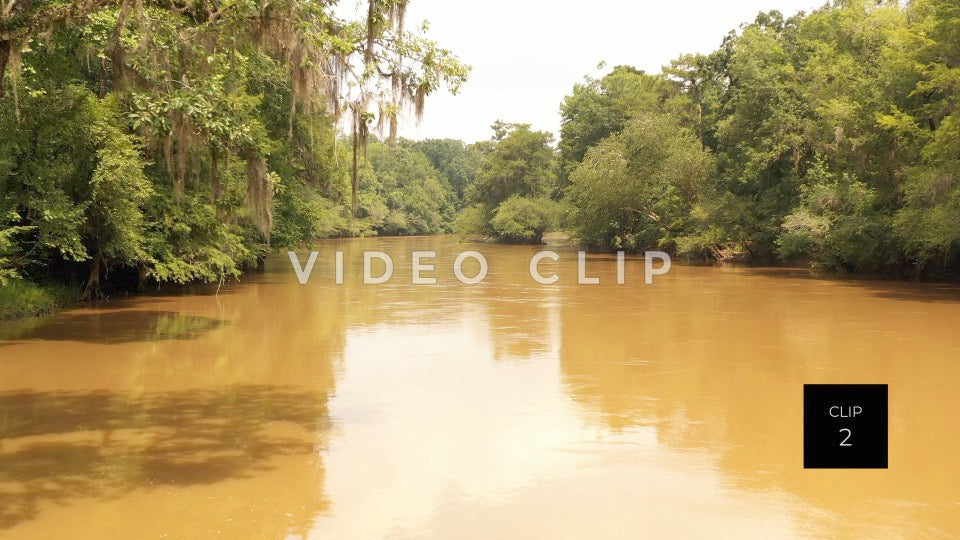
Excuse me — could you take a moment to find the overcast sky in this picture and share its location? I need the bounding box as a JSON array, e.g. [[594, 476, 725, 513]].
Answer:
[[339, 0, 825, 143]]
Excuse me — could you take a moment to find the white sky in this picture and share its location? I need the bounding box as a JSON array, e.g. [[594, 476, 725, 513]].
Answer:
[[339, 0, 826, 143]]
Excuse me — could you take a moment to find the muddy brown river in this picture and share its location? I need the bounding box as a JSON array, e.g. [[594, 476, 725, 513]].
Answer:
[[1, 236, 958, 538]]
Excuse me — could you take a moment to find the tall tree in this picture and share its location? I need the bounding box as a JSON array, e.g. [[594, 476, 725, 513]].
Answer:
[[558, 65, 669, 181]]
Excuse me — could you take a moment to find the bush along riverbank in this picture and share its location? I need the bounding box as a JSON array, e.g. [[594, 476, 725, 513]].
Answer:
[[0, 280, 77, 320]]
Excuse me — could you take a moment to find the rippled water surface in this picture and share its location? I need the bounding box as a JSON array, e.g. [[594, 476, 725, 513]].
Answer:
[[1, 236, 959, 538]]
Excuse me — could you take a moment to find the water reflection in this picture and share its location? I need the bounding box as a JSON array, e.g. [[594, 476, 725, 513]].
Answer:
[[0, 236, 957, 538], [0, 310, 225, 344], [555, 259, 960, 537], [0, 385, 327, 531], [0, 264, 344, 537]]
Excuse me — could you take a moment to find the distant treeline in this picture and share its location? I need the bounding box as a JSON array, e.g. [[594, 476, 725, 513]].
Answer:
[[460, 0, 960, 280]]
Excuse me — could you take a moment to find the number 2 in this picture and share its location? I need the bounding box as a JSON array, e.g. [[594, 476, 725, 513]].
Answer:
[[839, 428, 852, 447]]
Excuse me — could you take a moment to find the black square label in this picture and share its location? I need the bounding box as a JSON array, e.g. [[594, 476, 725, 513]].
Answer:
[[804, 384, 888, 469]]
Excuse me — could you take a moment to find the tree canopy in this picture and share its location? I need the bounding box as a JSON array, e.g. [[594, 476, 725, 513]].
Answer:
[[0, 0, 467, 296], [557, 0, 960, 278]]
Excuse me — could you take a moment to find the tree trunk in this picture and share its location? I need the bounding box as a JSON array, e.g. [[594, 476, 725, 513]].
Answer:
[[388, 72, 400, 146], [0, 40, 9, 99], [137, 262, 147, 292], [173, 114, 187, 200], [98, 57, 108, 98], [209, 146, 220, 205], [351, 128, 359, 219], [365, 0, 377, 65], [110, 0, 131, 90], [389, 114, 398, 146], [82, 250, 104, 301]]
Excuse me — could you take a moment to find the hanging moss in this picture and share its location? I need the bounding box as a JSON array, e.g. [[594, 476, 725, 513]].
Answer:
[[245, 155, 274, 243]]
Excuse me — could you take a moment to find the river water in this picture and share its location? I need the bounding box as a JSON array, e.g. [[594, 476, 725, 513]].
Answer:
[[1, 236, 958, 538]]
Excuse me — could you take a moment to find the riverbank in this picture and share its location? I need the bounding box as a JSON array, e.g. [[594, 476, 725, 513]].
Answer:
[[3, 232, 958, 321], [0, 279, 77, 320]]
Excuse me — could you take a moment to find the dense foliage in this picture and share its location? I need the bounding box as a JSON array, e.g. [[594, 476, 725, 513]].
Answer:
[[560, 0, 960, 278], [454, 121, 562, 242], [0, 0, 468, 300], [357, 141, 455, 236], [566, 114, 712, 252]]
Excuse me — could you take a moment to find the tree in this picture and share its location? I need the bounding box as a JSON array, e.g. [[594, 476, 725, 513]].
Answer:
[[892, 0, 960, 274], [777, 161, 891, 272], [489, 195, 560, 244], [83, 94, 152, 298], [566, 115, 713, 252], [558, 65, 669, 181], [345, 1, 469, 217], [663, 53, 721, 149], [470, 121, 556, 207], [453, 122, 559, 243]]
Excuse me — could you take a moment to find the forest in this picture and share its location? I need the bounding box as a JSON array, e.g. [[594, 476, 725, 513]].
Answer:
[[1, 0, 959, 317]]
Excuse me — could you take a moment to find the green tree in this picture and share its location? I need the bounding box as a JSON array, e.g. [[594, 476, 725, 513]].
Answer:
[[82, 95, 153, 297], [489, 195, 561, 244], [558, 65, 670, 180], [456, 122, 559, 243], [566, 115, 713, 252], [470, 121, 556, 208], [777, 161, 891, 272], [892, 0, 960, 274]]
